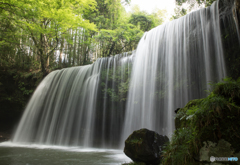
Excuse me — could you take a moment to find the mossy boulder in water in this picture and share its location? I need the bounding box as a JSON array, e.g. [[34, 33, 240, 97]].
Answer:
[[124, 128, 169, 165]]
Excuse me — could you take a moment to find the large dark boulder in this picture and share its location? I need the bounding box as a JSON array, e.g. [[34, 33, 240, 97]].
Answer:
[[124, 128, 169, 165]]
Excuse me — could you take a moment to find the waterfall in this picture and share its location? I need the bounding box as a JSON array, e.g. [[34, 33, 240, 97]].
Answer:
[[121, 0, 228, 143], [12, 0, 239, 149], [13, 52, 133, 148]]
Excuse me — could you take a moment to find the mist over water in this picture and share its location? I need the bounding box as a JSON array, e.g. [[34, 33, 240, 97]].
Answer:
[[10, 0, 239, 149]]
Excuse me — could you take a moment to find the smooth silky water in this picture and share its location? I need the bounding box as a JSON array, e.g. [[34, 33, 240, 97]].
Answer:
[[0, 0, 239, 164], [0, 142, 131, 165]]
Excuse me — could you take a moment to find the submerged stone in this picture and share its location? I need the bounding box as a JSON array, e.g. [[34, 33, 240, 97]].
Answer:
[[124, 128, 169, 165]]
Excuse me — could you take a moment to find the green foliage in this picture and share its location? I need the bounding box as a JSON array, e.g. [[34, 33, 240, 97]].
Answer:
[[162, 78, 240, 165], [129, 12, 160, 32], [91, 2, 166, 57], [0, 0, 97, 74], [128, 5, 166, 32], [162, 127, 199, 165], [95, 23, 143, 56], [171, 7, 188, 20], [0, 68, 43, 109], [17, 82, 33, 96], [212, 77, 240, 102]]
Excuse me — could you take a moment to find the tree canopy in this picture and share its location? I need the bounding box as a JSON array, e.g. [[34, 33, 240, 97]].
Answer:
[[0, 0, 166, 75], [1, 0, 97, 74]]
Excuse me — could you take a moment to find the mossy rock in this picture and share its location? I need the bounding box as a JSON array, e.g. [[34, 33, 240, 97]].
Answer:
[[124, 128, 169, 165], [175, 99, 204, 129], [212, 80, 240, 106], [163, 79, 240, 165], [199, 139, 234, 162]]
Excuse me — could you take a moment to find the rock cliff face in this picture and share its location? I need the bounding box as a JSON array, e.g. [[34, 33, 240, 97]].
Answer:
[[236, 0, 240, 11], [0, 69, 42, 135], [124, 128, 169, 165], [235, 0, 240, 30]]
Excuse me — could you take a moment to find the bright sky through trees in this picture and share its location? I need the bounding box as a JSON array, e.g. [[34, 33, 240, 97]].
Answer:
[[124, 0, 176, 18]]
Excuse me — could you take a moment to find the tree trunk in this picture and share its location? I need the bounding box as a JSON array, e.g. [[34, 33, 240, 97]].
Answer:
[[46, 56, 49, 68], [59, 39, 64, 68], [77, 29, 82, 65], [39, 51, 47, 76]]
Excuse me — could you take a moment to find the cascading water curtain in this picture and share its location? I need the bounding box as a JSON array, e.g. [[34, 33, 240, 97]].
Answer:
[[121, 0, 238, 145], [12, 53, 133, 148]]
